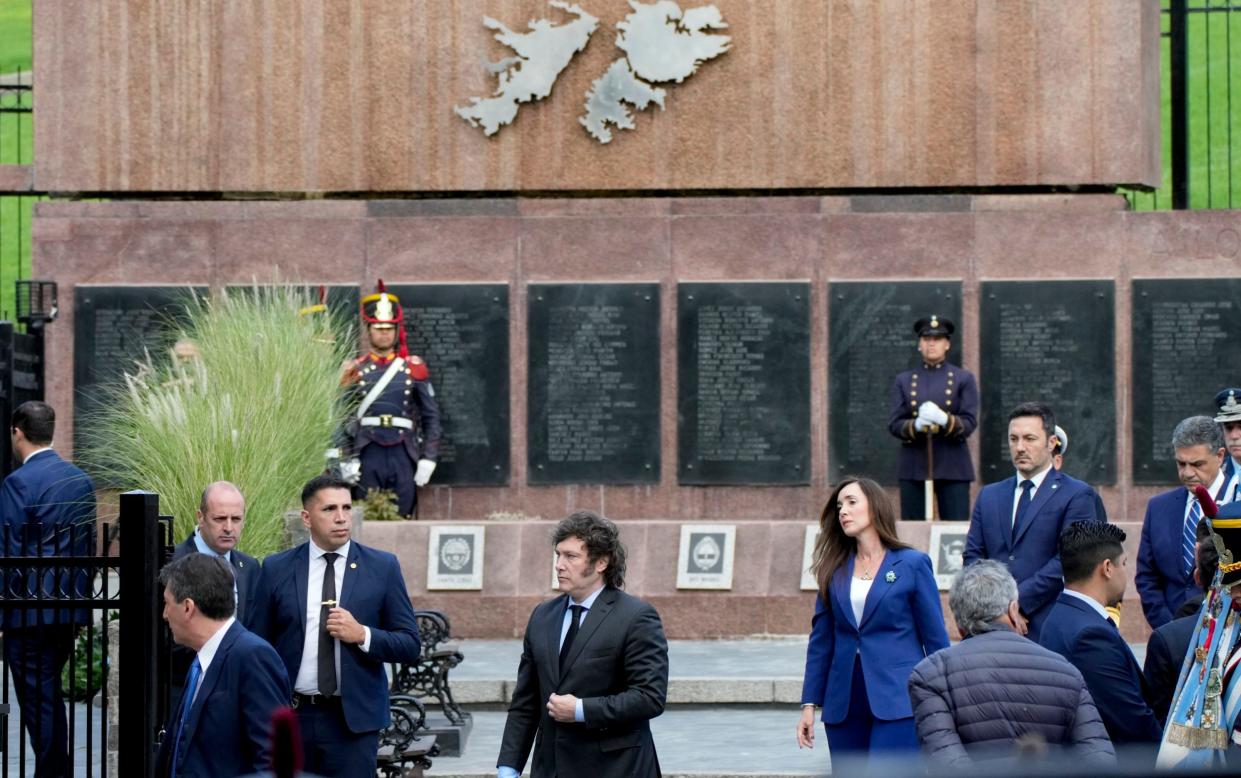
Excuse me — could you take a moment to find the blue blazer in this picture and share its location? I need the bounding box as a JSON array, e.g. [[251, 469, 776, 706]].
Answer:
[[156, 621, 292, 778], [963, 469, 1099, 640], [1038, 593, 1162, 745], [256, 541, 421, 733], [800, 547, 949, 724], [1136, 487, 1205, 630], [0, 449, 95, 629]]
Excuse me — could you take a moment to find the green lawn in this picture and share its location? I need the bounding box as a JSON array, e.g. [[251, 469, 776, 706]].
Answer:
[[0, 0, 33, 322], [1128, 2, 1241, 210], [0, 0, 31, 74]]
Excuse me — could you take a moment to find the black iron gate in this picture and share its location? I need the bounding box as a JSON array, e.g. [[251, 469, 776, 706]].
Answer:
[[0, 490, 172, 778]]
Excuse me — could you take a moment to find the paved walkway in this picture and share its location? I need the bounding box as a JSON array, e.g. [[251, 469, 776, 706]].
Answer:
[[426, 638, 1150, 777]]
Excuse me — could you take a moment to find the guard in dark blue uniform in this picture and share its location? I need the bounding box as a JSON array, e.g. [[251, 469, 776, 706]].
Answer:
[[887, 316, 978, 520], [342, 283, 442, 518], [1214, 387, 1241, 504]]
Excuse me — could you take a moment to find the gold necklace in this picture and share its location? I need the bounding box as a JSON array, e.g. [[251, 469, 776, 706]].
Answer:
[[857, 556, 880, 580]]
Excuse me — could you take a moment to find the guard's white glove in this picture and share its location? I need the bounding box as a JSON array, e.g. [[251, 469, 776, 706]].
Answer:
[[414, 459, 437, 487], [339, 457, 362, 485], [918, 401, 949, 427], [914, 416, 933, 432]]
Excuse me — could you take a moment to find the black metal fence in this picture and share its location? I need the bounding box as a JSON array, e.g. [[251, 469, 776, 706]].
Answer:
[[0, 66, 40, 325], [1128, 0, 1241, 210], [0, 491, 172, 778]]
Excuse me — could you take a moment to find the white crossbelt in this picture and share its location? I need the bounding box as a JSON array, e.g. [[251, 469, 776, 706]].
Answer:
[[359, 416, 414, 429]]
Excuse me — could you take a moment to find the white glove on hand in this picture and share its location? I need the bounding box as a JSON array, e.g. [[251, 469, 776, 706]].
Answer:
[[919, 401, 949, 426], [339, 457, 362, 485], [914, 417, 933, 432], [414, 459, 437, 487]]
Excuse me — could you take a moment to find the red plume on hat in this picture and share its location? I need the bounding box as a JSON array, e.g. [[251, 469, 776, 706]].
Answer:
[[1194, 484, 1219, 519], [269, 707, 303, 778]]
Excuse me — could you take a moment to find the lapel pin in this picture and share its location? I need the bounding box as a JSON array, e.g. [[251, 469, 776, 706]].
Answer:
[[238, 560, 244, 568], [885, 571, 897, 583], [1051, 484, 1059, 490], [350, 562, 357, 569]]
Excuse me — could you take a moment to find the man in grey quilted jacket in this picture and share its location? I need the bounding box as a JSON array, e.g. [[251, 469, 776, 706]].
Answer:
[[908, 560, 1116, 768]]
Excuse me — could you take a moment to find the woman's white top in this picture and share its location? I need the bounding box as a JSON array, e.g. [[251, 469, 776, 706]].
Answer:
[[849, 576, 873, 626]]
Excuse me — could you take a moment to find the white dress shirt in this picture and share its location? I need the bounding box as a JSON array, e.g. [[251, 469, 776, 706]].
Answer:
[[292, 540, 371, 695], [849, 576, 874, 626], [1188, 469, 1228, 519], [1011, 463, 1054, 527], [1062, 588, 1110, 623], [190, 616, 236, 705]]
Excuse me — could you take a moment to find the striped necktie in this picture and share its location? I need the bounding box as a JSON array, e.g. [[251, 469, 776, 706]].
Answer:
[[1182, 498, 1202, 578]]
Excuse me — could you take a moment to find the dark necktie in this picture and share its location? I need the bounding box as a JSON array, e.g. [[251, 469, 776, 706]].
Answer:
[[1013, 479, 1034, 530], [319, 552, 339, 696], [173, 657, 202, 773], [559, 604, 584, 669]]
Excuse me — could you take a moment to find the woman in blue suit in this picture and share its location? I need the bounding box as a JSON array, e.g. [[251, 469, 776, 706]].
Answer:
[[796, 476, 950, 758]]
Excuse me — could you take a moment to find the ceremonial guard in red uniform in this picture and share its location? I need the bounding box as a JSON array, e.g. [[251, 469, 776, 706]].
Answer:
[[887, 316, 978, 520], [340, 283, 441, 518]]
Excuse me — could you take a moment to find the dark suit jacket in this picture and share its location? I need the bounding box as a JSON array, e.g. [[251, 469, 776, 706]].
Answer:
[[1136, 486, 1220, 630], [1142, 612, 1198, 727], [800, 547, 949, 724], [498, 587, 669, 778], [256, 541, 421, 733], [1038, 593, 1162, 745], [963, 468, 1100, 640], [0, 449, 95, 629], [156, 621, 291, 778], [169, 535, 263, 703]]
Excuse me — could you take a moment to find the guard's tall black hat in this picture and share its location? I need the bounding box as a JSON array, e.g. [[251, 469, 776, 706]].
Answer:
[[913, 315, 954, 338]]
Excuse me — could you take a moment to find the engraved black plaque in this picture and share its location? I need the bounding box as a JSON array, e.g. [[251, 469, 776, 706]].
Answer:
[[393, 284, 510, 485], [73, 286, 206, 451], [980, 281, 1115, 483], [678, 283, 810, 485], [828, 281, 962, 484], [1133, 279, 1241, 484], [528, 284, 660, 484]]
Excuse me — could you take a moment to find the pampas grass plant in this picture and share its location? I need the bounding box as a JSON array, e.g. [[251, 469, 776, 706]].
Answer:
[[81, 284, 356, 558]]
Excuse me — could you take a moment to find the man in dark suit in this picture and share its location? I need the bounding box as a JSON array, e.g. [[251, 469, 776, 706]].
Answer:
[[1136, 415, 1230, 630], [1039, 521, 1162, 747], [963, 401, 1101, 641], [497, 511, 669, 778], [0, 401, 95, 778], [156, 553, 290, 778], [1143, 527, 1218, 726], [256, 474, 421, 778], [169, 481, 263, 705]]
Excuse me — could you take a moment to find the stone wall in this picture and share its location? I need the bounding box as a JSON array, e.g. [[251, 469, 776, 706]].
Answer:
[[32, 0, 1159, 192]]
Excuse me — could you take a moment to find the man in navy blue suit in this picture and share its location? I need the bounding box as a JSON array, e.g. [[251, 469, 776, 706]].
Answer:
[[257, 474, 421, 778], [963, 401, 1101, 641], [1040, 521, 1162, 747], [169, 481, 264, 706], [0, 401, 95, 778], [1143, 527, 1217, 726], [1136, 415, 1230, 630], [156, 553, 290, 778]]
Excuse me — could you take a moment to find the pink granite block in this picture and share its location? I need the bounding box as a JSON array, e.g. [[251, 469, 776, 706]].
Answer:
[[520, 218, 671, 280], [823, 213, 975, 279], [671, 215, 818, 279], [215, 218, 366, 285], [367, 217, 519, 282]]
